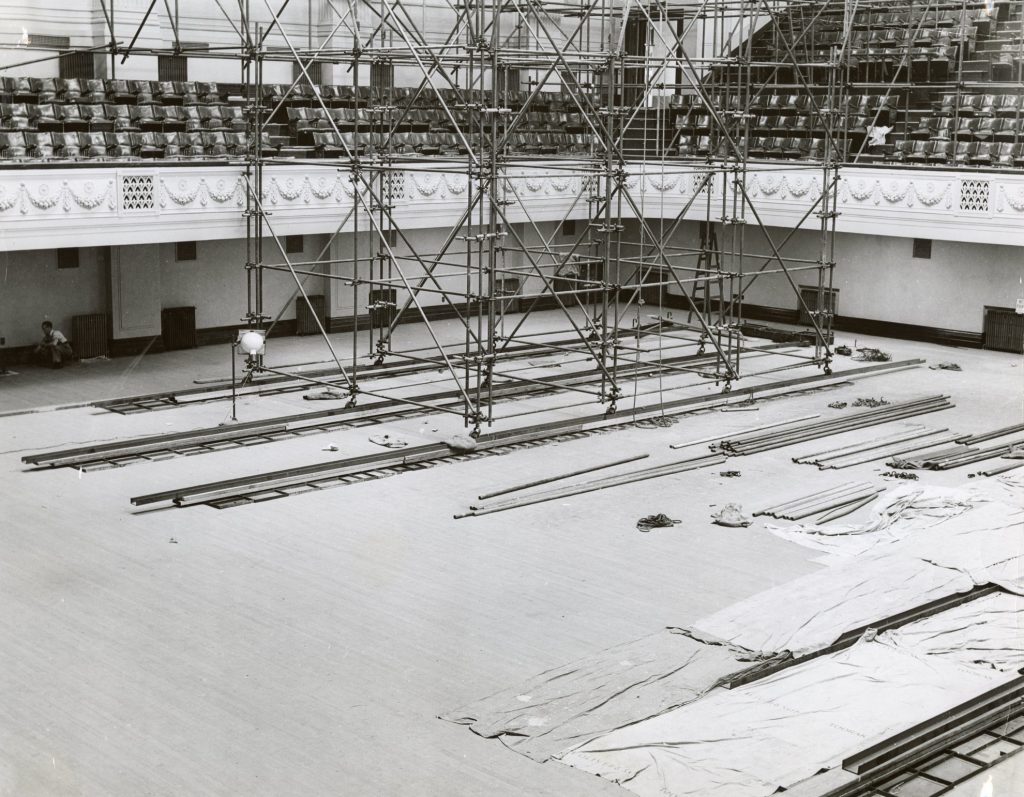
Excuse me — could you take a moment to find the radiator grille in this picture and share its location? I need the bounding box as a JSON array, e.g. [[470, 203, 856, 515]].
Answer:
[[295, 294, 326, 335], [161, 307, 197, 351], [798, 285, 838, 327], [983, 306, 1024, 354], [71, 313, 108, 358]]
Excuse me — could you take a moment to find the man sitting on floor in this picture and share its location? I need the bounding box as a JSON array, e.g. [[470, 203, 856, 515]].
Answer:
[[34, 321, 73, 369]]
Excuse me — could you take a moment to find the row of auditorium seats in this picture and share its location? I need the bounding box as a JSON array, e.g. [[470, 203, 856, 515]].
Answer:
[[911, 116, 1024, 141], [677, 114, 888, 137], [0, 129, 593, 161], [932, 92, 1024, 116], [0, 102, 248, 132], [0, 130, 275, 160], [888, 139, 1024, 167], [670, 93, 898, 116], [0, 78, 231, 106]]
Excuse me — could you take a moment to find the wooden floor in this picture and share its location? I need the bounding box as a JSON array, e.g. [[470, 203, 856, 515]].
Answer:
[[1, 316, 1019, 796]]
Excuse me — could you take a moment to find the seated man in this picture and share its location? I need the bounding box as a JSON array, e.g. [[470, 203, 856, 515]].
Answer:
[[34, 321, 73, 368]]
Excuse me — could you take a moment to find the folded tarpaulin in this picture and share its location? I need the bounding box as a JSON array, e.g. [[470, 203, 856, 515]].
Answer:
[[687, 552, 974, 657], [439, 630, 752, 762], [560, 640, 1010, 797], [877, 590, 1024, 672]]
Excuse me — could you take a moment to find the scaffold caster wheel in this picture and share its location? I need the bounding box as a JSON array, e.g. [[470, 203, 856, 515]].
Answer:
[[345, 396, 358, 409], [373, 355, 385, 366], [470, 426, 481, 439], [605, 402, 617, 417], [722, 382, 732, 394], [824, 366, 833, 376], [697, 346, 706, 356]]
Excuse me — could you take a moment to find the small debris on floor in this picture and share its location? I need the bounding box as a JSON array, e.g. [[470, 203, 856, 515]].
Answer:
[[929, 362, 962, 371], [719, 471, 741, 478], [852, 397, 890, 408], [712, 504, 752, 528], [445, 434, 477, 453], [882, 471, 919, 480], [168, 538, 178, 544], [853, 347, 891, 362], [635, 416, 678, 429], [828, 401, 848, 409], [304, 388, 346, 401], [369, 434, 408, 449], [835, 345, 852, 356], [322, 444, 339, 452], [636, 513, 681, 533]]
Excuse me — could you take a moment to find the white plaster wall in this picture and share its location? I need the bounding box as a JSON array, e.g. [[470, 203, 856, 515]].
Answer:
[[660, 221, 1024, 334], [0, 246, 107, 348]]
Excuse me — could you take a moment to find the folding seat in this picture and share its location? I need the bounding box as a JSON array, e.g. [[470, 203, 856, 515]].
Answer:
[[927, 140, 953, 164], [104, 104, 135, 131], [847, 115, 870, 137], [771, 115, 794, 136], [137, 131, 165, 158], [160, 105, 187, 132], [747, 136, 769, 157], [0, 131, 27, 158], [886, 139, 911, 162], [904, 139, 931, 164], [78, 131, 108, 158], [929, 117, 955, 141], [955, 117, 978, 139], [163, 131, 183, 157], [104, 132, 135, 158], [103, 79, 133, 104], [928, 46, 956, 83], [1, 103, 31, 129], [790, 115, 814, 137], [129, 104, 159, 132], [198, 105, 227, 130], [957, 95, 982, 117], [196, 82, 222, 104], [60, 104, 88, 131], [56, 78, 82, 103], [977, 95, 999, 117], [25, 131, 54, 159], [154, 81, 182, 105], [995, 95, 1021, 119], [973, 117, 998, 140], [782, 137, 805, 158], [30, 78, 57, 103], [129, 81, 154, 104], [201, 131, 229, 156], [339, 131, 363, 155], [1011, 143, 1024, 169], [910, 116, 935, 139], [952, 141, 974, 165], [31, 103, 62, 131], [175, 81, 200, 105], [311, 131, 340, 157], [78, 79, 105, 104], [994, 142, 1016, 168], [182, 131, 206, 156], [994, 118, 1021, 144], [969, 141, 995, 166], [11, 77, 35, 103], [932, 93, 957, 117], [180, 105, 202, 132], [75, 104, 107, 131], [220, 105, 246, 132], [991, 46, 1017, 83], [51, 132, 80, 158]]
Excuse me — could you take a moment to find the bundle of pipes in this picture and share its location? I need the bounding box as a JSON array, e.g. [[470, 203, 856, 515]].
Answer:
[[754, 481, 885, 523], [793, 426, 963, 470], [456, 451, 726, 519], [716, 396, 954, 457], [889, 436, 1024, 471], [976, 460, 1024, 477], [955, 423, 1024, 446]]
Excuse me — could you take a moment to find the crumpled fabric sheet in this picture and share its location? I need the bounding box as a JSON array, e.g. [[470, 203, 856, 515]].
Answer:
[[560, 640, 1009, 797], [765, 484, 985, 559], [887, 500, 1024, 594], [687, 552, 974, 657], [877, 591, 1024, 672], [439, 631, 751, 762]]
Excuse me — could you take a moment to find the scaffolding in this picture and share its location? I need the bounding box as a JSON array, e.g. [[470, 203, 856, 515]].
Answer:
[[11, 0, 1018, 433]]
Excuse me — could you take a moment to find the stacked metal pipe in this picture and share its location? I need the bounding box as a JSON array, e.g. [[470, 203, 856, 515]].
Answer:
[[793, 427, 962, 470], [716, 396, 954, 456], [754, 481, 885, 523]]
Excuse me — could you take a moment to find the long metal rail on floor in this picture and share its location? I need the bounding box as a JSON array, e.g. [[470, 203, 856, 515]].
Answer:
[[129, 359, 924, 510], [27, 345, 790, 471]]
